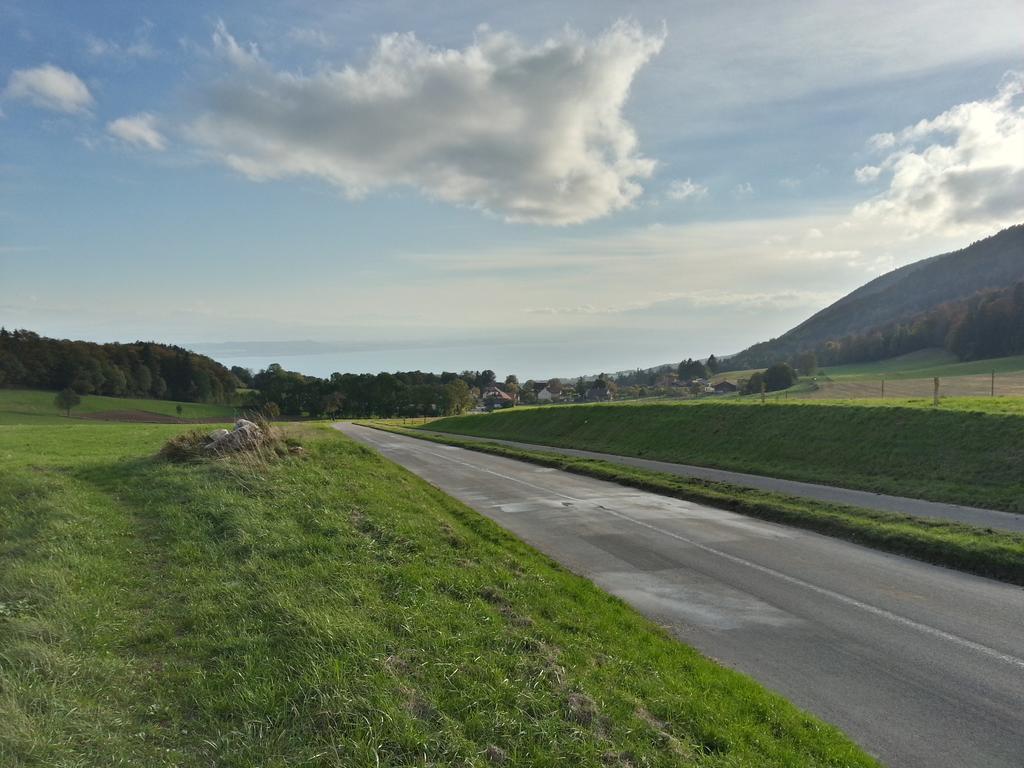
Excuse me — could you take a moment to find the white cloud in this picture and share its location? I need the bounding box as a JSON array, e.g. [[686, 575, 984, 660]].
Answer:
[[667, 178, 708, 201], [107, 113, 167, 150], [854, 73, 1024, 237], [87, 21, 157, 60], [211, 19, 261, 68], [676, 289, 841, 311], [854, 165, 881, 183], [524, 304, 606, 315], [524, 288, 840, 317], [867, 132, 896, 151], [190, 21, 664, 225], [733, 181, 755, 198], [3, 64, 93, 114]]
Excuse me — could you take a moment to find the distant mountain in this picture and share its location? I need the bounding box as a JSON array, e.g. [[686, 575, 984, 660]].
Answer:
[[725, 224, 1024, 370]]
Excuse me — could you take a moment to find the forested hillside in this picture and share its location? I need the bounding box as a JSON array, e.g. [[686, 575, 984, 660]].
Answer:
[[814, 282, 1024, 367], [0, 329, 237, 403], [727, 224, 1024, 369]]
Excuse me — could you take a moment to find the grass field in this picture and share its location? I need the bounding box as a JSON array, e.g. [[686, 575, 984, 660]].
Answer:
[[372, 424, 1024, 585], [711, 350, 1024, 402], [0, 389, 239, 425], [424, 399, 1024, 512], [0, 420, 876, 767], [819, 349, 1024, 380]]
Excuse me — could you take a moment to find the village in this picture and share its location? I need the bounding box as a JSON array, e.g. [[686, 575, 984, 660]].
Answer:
[[477, 365, 740, 411]]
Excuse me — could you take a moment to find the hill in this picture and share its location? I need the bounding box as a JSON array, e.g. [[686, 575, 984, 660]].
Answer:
[[727, 224, 1024, 369], [0, 328, 238, 404]]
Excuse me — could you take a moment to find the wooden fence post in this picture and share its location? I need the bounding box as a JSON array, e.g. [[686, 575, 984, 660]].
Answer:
[[933, 377, 939, 406], [761, 380, 766, 404], [881, 376, 885, 399], [991, 370, 995, 397]]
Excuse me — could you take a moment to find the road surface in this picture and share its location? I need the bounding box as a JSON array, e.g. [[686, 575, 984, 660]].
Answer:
[[416, 429, 1024, 533], [336, 422, 1024, 768]]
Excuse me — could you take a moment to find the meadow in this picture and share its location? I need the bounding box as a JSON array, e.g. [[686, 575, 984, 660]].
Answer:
[[0, 388, 239, 425], [818, 349, 1024, 380], [0, 418, 877, 766], [424, 398, 1024, 511], [711, 350, 1024, 401]]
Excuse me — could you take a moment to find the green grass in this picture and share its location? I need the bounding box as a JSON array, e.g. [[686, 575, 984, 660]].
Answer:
[[819, 349, 1024, 380], [372, 424, 1024, 585], [424, 399, 1024, 512], [0, 388, 238, 424], [0, 420, 878, 767]]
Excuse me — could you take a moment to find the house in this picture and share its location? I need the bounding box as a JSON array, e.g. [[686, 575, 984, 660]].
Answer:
[[481, 386, 515, 410], [713, 380, 738, 394], [537, 386, 558, 402]]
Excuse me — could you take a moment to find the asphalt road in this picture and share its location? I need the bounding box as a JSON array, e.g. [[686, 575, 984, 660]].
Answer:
[[416, 429, 1024, 533], [337, 423, 1024, 768]]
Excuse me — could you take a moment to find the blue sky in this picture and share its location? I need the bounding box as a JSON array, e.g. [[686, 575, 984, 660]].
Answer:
[[2, 0, 1023, 379]]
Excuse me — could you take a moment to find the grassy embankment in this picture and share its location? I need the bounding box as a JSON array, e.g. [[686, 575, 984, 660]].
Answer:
[[0, 420, 877, 766], [423, 399, 1024, 511], [370, 423, 1024, 585], [0, 388, 238, 425]]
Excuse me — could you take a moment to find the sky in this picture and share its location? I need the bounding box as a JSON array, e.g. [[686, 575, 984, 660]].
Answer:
[[2, 0, 1023, 379]]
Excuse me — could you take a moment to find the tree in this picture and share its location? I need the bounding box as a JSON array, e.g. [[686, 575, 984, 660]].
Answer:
[[442, 379, 474, 415], [262, 401, 281, 419], [503, 374, 519, 399], [763, 362, 797, 392], [794, 351, 817, 376], [706, 354, 720, 374], [320, 391, 346, 419], [677, 358, 708, 381], [741, 372, 764, 396], [175, 404, 183, 419], [231, 365, 254, 388], [54, 387, 81, 417]]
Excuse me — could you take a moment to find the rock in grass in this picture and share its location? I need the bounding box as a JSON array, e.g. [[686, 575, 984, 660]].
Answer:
[[204, 419, 263, 453]]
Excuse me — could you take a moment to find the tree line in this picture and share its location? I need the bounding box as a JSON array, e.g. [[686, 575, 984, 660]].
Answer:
[[251, 364, 502, 418], [814, 282, 1024, 368], [0, 329, 238, 403]]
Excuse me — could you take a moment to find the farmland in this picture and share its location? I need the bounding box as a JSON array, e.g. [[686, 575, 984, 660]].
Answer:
[[0, 389, 239, 425]]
